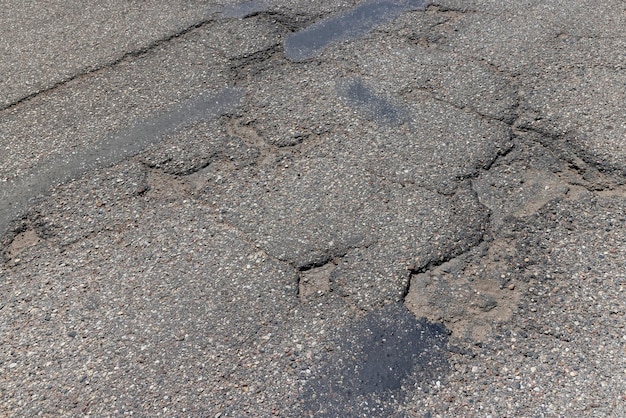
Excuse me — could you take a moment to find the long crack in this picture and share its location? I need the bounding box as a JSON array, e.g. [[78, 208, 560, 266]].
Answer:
[[0, 16, 220, 114]]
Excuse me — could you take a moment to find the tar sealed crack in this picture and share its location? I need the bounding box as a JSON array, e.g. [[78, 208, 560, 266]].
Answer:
[[284, 0, 428, 62], [337, 77, 410, 126]]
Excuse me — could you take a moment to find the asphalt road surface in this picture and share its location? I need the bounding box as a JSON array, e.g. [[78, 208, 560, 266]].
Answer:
[[1, 0, 625, 416]]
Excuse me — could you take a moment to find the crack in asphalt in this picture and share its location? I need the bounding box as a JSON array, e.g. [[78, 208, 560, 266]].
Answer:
[[512, 120, 623, 191], [2, 0, 624, 344], [0, 88, 243, 242], [220, 0, 271, 19], [401, 80, 520, 125], [230, 44, 286, 81], [401, 181, 492, 302], [0, 17, 224, 115], [427, 3, 476, 14], [253, 10, 319, 32]]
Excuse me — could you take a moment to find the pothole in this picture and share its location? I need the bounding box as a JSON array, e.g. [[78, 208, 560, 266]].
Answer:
[[5, 228, 41, 261], [404, 240, 524, 342], [298, 262, 335, 300], [143, 170, 197, 200]]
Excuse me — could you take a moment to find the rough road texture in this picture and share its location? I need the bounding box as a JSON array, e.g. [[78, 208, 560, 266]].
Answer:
[[1, 1, 625, 416]]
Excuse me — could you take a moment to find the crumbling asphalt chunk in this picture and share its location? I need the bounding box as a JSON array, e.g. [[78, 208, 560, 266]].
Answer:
[[207, 158, 380, 269], [331, 181, 489, 310], [207, 146, 490, 309], [139, 118, 260, 176]]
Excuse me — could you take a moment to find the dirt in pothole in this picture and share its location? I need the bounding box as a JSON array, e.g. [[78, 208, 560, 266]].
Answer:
[[5, 228, 41, 261], [404, 239, 525, 342]]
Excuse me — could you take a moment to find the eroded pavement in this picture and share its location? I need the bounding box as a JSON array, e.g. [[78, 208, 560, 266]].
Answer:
[[1, 0, 625, 416]]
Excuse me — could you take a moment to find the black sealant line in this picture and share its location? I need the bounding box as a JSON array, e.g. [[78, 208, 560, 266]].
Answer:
[[284, 0, 428, 62], [337, 77, 409, 125], [0, 88, 243, 238]]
